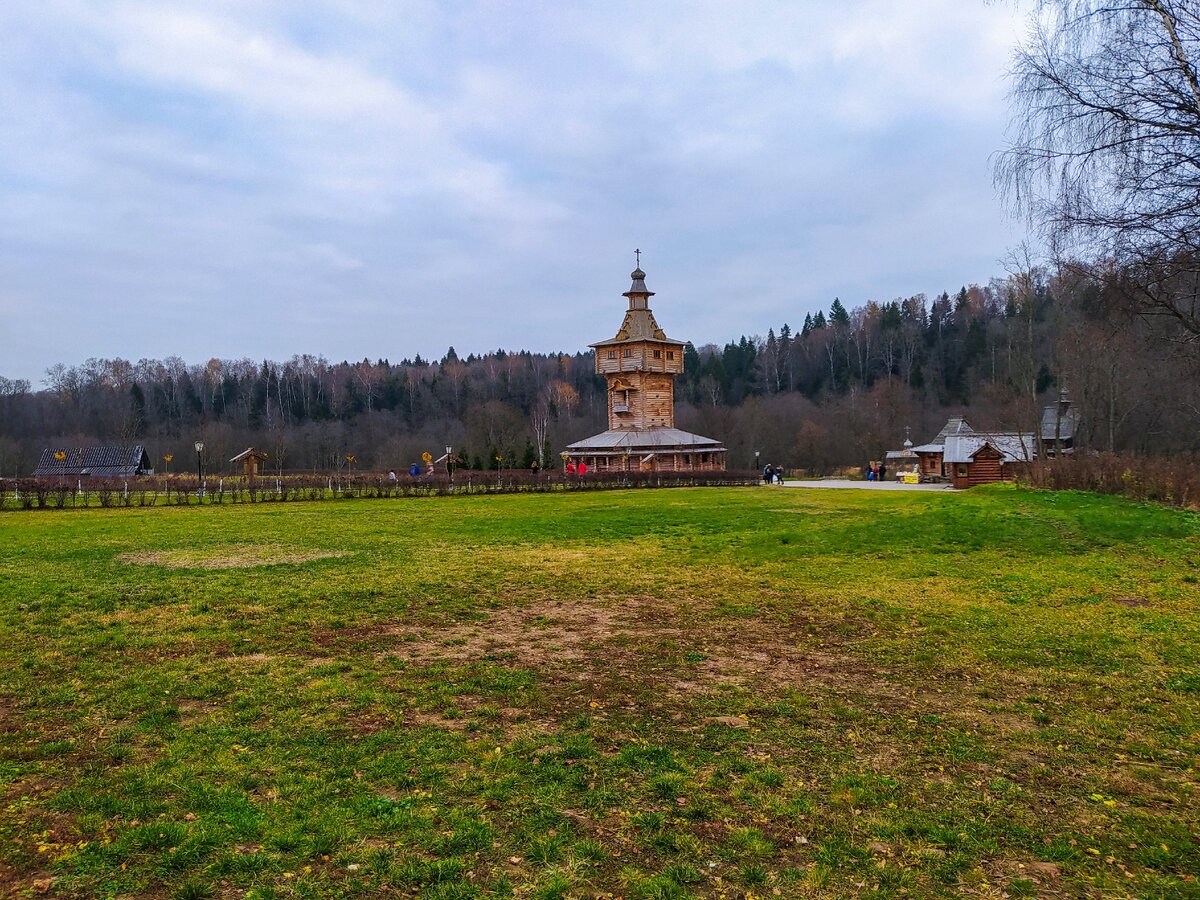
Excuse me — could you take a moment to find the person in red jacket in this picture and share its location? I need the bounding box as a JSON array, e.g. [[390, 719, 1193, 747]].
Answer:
[[565, 460, 576, 475], [578, 460, 588, 476]]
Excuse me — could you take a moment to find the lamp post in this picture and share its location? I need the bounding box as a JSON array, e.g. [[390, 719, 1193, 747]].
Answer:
[[445, 445, 453, 480], [754, 450, 760, 474], [194, 441, 204, 497]]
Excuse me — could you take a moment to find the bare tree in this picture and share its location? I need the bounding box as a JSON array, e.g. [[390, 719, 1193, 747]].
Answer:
[[997, 0, 1200, 339]]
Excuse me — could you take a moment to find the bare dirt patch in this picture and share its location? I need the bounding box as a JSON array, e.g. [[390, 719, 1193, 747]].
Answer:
[[177, 699, 220, 726], [379, 597, 675, 668], [1113, 594, 1150, 607], [988, 858, 1065, 892], [376, 595, 907, 703], [119, 544, 349, 569]]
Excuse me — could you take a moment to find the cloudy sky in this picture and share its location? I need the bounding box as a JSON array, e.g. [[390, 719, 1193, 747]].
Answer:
[[0, 1, 1030, 384]]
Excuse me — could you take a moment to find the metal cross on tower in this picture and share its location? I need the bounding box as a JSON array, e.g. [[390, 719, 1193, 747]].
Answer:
[[635, 248, 641, 268]]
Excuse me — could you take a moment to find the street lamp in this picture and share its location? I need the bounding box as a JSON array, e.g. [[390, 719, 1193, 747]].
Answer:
[[194, 441, 204, 495], [754, 450, 760, 474]]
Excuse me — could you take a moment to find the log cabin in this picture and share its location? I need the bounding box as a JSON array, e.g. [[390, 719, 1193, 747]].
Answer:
[[913, 418, 1037, 487]]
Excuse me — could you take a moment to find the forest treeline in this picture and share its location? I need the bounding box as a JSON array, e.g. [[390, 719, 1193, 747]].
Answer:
[[1, 262, 1196, 477]]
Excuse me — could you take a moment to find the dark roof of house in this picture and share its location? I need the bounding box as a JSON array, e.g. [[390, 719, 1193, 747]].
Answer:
[[934, 416, 975, 443], [1040, 404, 1080, 441], [32, 445, 152, 478]]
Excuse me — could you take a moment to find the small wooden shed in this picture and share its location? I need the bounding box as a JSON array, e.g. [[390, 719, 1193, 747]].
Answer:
[[230, 447, 269, 478]]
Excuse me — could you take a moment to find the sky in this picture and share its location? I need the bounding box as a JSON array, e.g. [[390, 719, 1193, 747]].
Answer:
[[0, 0, 1031, 385]]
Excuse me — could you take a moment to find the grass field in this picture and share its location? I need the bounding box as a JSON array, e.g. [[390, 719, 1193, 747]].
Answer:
[[1, 486, 1198, 899]]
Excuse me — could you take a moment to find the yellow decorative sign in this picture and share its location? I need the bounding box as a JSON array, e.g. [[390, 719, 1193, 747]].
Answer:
[[53, 451, 66, 461], [421, 451, 432, 463], [163, 454, 173, 463], [345, 454, 356, 464]]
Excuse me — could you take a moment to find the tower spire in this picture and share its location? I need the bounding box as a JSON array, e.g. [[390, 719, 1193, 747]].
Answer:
[[624, 257, 654, 310]]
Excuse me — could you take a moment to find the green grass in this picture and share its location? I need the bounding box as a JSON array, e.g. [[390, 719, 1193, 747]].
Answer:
[[1, 485, 1198, 898]]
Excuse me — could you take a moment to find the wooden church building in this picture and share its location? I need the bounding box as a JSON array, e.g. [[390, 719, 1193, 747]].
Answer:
[[563, 262, 726, 472]]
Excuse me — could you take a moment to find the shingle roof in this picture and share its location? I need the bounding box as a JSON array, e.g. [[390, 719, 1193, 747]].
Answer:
[[32, 445, 152, 477], [934, 417, 975, 442], [566, 427, 726, 452], [944, 433, 1036, 464], [590, 267, 683, 348], [1040, 405, 1080, 441]]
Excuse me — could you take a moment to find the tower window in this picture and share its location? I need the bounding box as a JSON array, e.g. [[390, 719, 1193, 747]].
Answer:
[[623, 349, 632, 358], [653, 350, 662, 359], [607, 350, 616, 360], [666, 351, 675, 360]]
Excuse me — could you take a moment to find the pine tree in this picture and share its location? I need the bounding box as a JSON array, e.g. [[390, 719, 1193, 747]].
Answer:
[[801, 313, 813, 337], [813, 310, 827, 329], [829, 297, 850, 326]]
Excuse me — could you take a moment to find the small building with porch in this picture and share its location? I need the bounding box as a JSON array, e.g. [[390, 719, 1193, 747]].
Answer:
[[32, 445, 153, 478], [230, 447, 269, 478], [563, 262, 726, 472]]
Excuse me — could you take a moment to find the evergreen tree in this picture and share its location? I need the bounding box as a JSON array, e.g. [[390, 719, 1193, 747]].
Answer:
[[829, 297, 850, 326]]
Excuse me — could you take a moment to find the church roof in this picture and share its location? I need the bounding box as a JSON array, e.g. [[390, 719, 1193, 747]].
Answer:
[[566, 427, 726, 452], [1040, 403, 1079, 440], [624, 267, 653, 298], [591, 266, 684, 347], [934, 416, 975, 442]]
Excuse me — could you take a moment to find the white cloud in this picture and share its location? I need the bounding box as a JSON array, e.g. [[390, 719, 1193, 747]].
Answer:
[[0, 0, 1033, 381]]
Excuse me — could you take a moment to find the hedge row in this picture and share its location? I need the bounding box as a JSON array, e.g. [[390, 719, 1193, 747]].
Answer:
[[1019, 453, 1200, 509], [0, 470, 761, 510]]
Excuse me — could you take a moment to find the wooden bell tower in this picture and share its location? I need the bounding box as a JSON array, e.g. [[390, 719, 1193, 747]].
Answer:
[[590, 262, 685, 430]]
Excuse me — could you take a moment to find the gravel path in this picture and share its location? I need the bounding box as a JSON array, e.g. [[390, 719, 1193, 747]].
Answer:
[[779, 479, 958, 492]]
